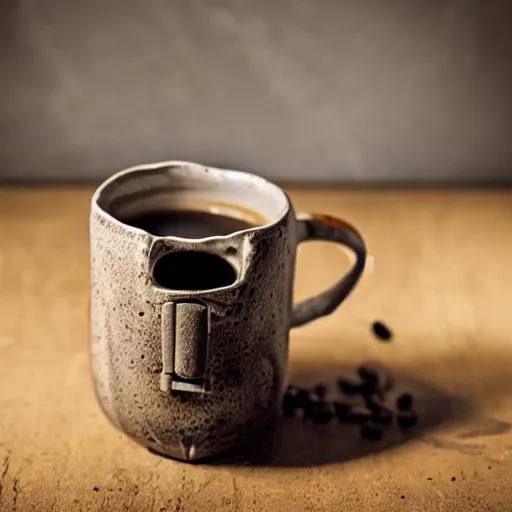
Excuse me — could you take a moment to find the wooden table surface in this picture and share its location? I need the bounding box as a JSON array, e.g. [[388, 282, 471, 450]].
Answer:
[[1, 187, 511, 512]]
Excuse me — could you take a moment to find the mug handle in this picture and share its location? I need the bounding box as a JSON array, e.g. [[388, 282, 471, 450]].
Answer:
[[291, 213, 367, 328]]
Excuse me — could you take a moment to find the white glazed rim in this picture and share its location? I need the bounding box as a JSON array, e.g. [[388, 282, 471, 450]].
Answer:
[[91, 160, 291, 240]]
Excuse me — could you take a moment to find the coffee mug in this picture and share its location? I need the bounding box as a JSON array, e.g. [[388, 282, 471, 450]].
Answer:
[[90, 161, 366, 462]]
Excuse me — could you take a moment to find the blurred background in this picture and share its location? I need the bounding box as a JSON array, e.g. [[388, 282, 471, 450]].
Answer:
[[1, 0, 511, 185]]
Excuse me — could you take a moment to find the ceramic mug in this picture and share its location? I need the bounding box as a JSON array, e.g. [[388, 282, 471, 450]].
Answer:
[[90, 161, 367, 461]]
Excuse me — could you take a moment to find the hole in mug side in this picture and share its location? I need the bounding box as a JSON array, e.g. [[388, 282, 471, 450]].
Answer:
[[152, 251, 237, 291]]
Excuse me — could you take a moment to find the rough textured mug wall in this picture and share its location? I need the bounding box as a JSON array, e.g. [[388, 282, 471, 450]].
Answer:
[[1, 0, 511, 183]]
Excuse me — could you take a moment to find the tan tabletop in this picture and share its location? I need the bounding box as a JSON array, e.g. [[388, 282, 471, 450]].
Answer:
[[1, 187, 511, 511]]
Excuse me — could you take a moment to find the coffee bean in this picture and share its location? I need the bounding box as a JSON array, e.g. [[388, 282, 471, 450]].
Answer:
[[282, 392, 296, 407], [397, 411, 418, 428], [337, 377, 363, 395], [396, 392, 413, 411], [286, 385, 299, 396], [372, 321, 392, 341], [295, 388, 311, 407], [358, 365, 380, 387], [301, 394, 321, 420], [313, 383, 327, 398], [362, 364, 394, 394], [313, 402, 334, 425], [333, 401, 351, 421], [361, 424, 383, 441], [361, 394, 393, 425], [371, 408, 393, 426], [282, 394, 297, 417], [357, 364, 394, 398], [346, 406, 372, 425], [361, 381, 380, 397], [362, 394, 380, 412]]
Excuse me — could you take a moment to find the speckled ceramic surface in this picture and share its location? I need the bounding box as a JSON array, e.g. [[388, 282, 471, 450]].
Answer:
[[90, 161, 366, 462]]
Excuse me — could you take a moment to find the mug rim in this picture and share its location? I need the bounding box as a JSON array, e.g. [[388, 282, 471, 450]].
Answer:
[[91, 160, 291, 241]]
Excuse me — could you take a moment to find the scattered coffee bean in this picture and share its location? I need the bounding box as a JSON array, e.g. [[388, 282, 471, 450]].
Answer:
[[282, 393, 297, 417], [371, 408, 393, 426], [351, 365, 392, 397], [313, 402, 334, 425], [361, 423, 383, 441], [451, 476, 456, 482], [364, 364, 394, 393], [358, 365, 380, 389], [400, 495, 405, 500], [283, 391, 296, 404], [286, 385, 299, 396], [397, 410, 418, 428], [396, 392, 413, 411], [427, 478, 433, 481], [363, 394, 386, 414], [93, 487, 99, 492], [301, 395, 321, 420], [313, 383, 327, 398], [372, 321, 392, 341], [337, 377, 363, 395], [346, 406, 372, 425], [295, 388, 311, 408], [361, 391, 394, 426], [333, 401, 351, 421], [361, 381, 380, 397]]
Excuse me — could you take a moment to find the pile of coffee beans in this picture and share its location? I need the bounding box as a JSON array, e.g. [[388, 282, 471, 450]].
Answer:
[[282, 364, 417, 441]]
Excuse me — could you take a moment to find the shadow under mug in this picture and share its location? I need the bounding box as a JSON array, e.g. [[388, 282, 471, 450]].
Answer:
[[90, 161, 367, 462]]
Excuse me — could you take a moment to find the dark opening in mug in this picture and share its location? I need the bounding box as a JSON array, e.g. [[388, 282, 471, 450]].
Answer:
[[152, 251, 237, 291]]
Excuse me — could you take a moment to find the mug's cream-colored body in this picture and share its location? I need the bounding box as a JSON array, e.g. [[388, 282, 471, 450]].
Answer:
[[90, 161, 366, 461]]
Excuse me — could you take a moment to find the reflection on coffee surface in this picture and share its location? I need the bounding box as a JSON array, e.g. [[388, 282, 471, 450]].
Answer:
[[124, 209, 260, 238]]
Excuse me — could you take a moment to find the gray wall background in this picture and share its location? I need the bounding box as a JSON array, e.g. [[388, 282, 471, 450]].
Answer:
[[1, 0, 511, 184]]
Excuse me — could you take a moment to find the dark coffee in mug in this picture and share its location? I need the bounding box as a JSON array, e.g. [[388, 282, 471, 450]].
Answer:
[[124, 209, 259, 238]]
